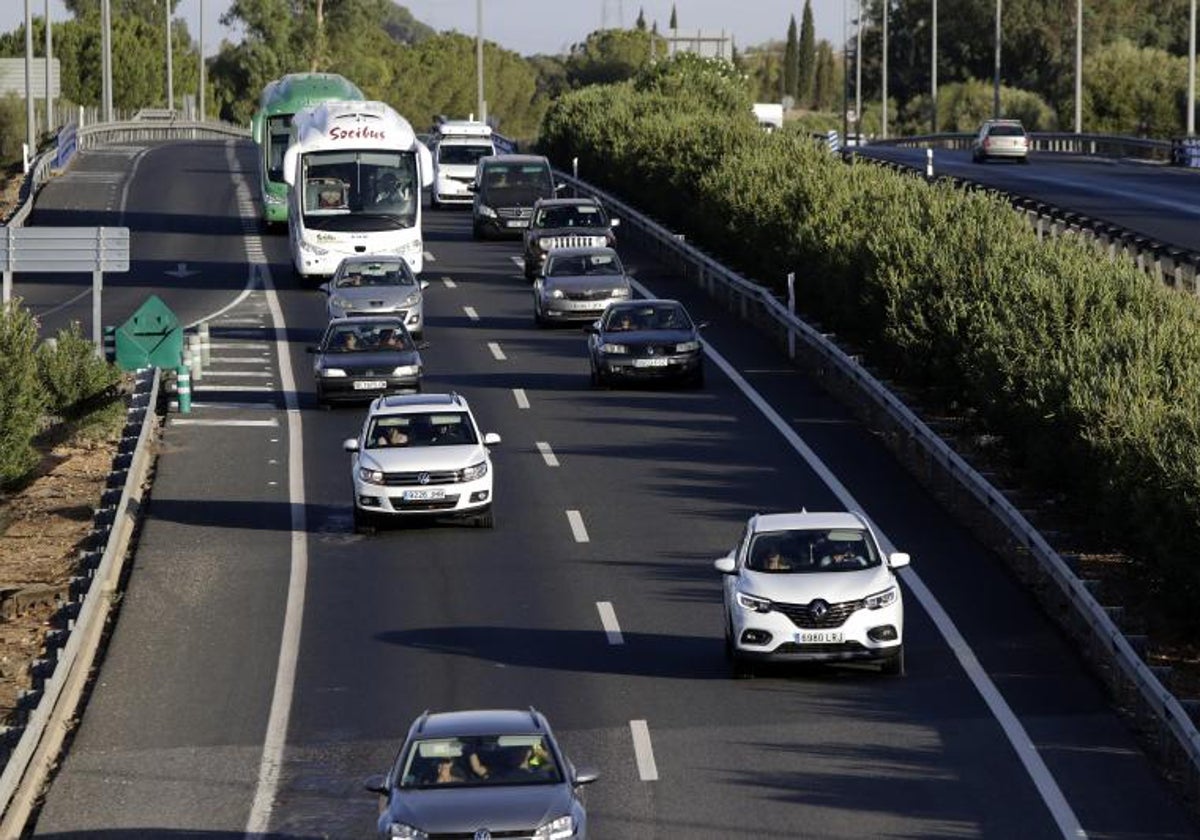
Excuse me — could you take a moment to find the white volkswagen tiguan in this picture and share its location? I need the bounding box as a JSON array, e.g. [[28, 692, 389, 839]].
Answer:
[[715, 511, 910, 676], [344, 393, 500, 531]]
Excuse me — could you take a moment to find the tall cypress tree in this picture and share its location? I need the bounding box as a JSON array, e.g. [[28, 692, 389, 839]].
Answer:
[[797, 0, 816, 107], [636, 8, 646, 30], [783, 15, 799, 103], [669, 4, 677, 29]]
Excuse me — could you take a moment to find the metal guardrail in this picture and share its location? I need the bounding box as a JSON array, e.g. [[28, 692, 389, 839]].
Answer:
[[556, 167, 1200, 806], [0, 367, 160, 833], [869, 130, 1174, 162]]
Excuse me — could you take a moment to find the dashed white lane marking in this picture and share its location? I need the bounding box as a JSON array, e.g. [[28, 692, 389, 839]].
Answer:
[[513, 388, 530, 409], [216, 317, 267, 326], [630, 720, 658, 781], [509, 256, 523, 268], [596, 602, 624, 645], [189, 401, 278, 411], [566, 510, 589, 543], [194, 384, 275, 392], [204, 370, 274, 378], [212, 356, 271, 363], [209, 342, 271, 351], [464, 306, 479, 321], [488, 342, 506, 361], [442, 276, 456, 288], [536, 442, 559, 467], [424, 250, 435, 262], [169, 419, 278, 427]]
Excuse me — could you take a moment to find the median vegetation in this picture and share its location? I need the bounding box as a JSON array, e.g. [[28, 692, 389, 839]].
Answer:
[[0, 303, 123, 486], [541, 55, 1200, 631]]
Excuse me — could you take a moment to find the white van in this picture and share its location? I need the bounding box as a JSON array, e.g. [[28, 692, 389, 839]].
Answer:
[[430, 121, 496, 208]]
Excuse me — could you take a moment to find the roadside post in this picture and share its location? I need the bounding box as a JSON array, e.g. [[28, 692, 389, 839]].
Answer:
[[787, 272, 796, 360], [926, 148, 934, 180], [176, 363, 191, 413], [198, 321, 211, 366], [187, 332, 203, 381]]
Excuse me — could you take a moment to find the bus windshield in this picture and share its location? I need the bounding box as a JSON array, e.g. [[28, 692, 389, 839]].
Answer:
[[301, 150, 418, 231], [266, 115, 293, 183]]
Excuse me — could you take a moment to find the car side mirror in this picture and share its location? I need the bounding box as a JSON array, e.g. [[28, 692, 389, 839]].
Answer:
[[714, 555, 736, 574], [466, 183, 477, 193], [554, 182, 566, 193], [420, 279, 430, 290], [610, 218, 620, 228], [573, 766, 600, 786], [305, 345, 317, 353], [583, 323, 599, 334], [482, 432, 501, 446], [343, 438, 360, 453], [888, 552, 911, 569], [318, 282, 330, 294], [417, 340, 431, 350], [363, 774, 389, 796], [696, 321, 709, 330]]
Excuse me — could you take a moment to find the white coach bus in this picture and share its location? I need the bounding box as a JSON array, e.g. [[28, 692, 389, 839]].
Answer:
[[283, 100, 433, 279]]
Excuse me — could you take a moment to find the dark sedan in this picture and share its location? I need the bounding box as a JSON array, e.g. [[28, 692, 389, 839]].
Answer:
[[366, 708, 598, 839], [586, 299, 706, 388], [308, 316, 425, 406]]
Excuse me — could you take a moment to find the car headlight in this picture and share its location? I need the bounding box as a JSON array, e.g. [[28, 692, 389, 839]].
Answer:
[[737, 591, 772, 613], [865, 586, 897, 610], [675, 340, 701, 353], [329, 295, 353, 311], [459, 460, 488, 482], [550, 288, 564, 299], [534, 815, 575, 840], [321, 368, 347, 378], [400, 293, 419, 307], [299, 238, 329, 256], [613, 287, 631, 297], [539, 238, 555, 249], [478, 204, 497, 218], [359, 466, 385, 485], [387, 823, 428, 840], [599, 342, 628, 354], [392, 365, 420, 377]]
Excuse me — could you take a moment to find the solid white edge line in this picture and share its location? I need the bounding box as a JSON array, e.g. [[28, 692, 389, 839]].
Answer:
[[566, 510, 589, 543], [596, 602, 624, 645], [536, 441, 559, 467], [629, 720, 658, 781], [645, 275, 1088, 839], [464, 306, 479, 321], [488, 341, 507, 361], [185, 263, 259, 330], [513, 388, 530, 409]]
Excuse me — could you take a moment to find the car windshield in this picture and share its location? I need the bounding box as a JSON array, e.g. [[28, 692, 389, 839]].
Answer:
[[746, 528, 881, 573], [438, 144, 493, 166], [323, 322, 413, 353], [366, 412, 478, 449], [535, 205, 605, 228], [482, 163, 552, 192], [398, 735, 563, 789], [547, 253, 622, 277], [334, 262, 415, 289], [603, 303, 691, 332]]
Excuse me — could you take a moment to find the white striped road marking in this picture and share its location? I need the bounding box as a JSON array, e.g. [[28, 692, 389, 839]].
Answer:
[[509, 256, 523, 268], [596, 602, 624, 645], [631, 268, 1088, 838], [566, 510, 589, 543], [194, 384, 274, 392], [203, 370, 273, 378], [189, 401, 279, 411], [215, 317, 267, 326], [210, 356, 270, 363], [184, 266, 261, 330], [442, 276, 456, 288], [169, 419, 278, 427], [629, 720, 658, 781], [536, 442, 559, 467], [488, 342, 506, 361], [424, 250, 435, 262], [513, 388, 530, 409], [208, 341, 271, 351], [464, 306, 479, 321]]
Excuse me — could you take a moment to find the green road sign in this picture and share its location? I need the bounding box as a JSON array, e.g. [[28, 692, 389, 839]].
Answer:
[[114, 295, 182, 371]]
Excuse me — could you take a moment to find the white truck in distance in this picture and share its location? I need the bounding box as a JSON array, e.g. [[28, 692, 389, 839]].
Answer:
[[283, 100, 433, 279], [430, 120, 496, 208]]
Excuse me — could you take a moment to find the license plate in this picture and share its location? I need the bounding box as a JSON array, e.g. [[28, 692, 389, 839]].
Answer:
[[566, 301, 603, 311], [352, 380, 387, 390], [633, 357, 670, 368], [505, 220, 528, 228], [402, 488, 446, 501], [795, 631, 844, 644]]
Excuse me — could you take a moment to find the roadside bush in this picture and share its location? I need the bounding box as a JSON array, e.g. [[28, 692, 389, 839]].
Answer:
[[0, 92, 25, 166], [37, 321, 122, 418], [0, 302, 47, 485]]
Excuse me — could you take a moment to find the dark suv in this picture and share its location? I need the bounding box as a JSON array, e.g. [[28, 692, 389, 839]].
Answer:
[[522, 197, 620, 280], [470, 154, 561, 239]]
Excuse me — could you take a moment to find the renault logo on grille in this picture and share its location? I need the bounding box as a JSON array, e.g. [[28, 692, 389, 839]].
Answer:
[[646, 346, 656, 355], [809, 599, 829, 620], [418, 472, 431, 485], [474, 831, 492, 840]]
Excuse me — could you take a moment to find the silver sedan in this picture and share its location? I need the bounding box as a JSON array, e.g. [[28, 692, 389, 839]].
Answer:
[[321, 256, 429, 338], [533, 246, 632, 327]]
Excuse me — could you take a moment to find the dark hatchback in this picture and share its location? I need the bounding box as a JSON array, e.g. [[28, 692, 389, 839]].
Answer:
[[585, 299, 706, 388], [367, 708, 598, 839], [308, 315, 425, 406], [470, 154, 560, 240]]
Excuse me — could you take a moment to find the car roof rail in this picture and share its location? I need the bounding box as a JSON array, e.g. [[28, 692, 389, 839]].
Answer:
[[450, 391, 463, 405], [415, 709, 431, 732], [527, 706, 545, 730]]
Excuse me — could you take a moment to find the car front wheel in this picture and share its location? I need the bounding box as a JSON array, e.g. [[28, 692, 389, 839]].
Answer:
[[880, 645, 905, 676], [353, 506, 376, 535]]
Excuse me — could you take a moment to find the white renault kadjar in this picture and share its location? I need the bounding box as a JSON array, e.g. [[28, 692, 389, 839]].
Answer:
[[715, 510, 910, 676], [344, 393, 500, 531]]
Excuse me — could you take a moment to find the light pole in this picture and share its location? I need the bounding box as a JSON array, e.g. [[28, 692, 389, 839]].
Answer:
[[24, 0, 33, 162], [855, 0, 862, 139], [842, 0, 849, 143], [931, 0, 937, 133], [101, 0, 112, 121], [881, 0, 888, 138], [198, 0, 205, 121], [476, 0, 486, 124], [44, 0, 52, 132], [992, 0, 1002, 119], [165, 0, 174, 111], [1189, 0, 1197, 136], [1080, 0, 1089, 132]]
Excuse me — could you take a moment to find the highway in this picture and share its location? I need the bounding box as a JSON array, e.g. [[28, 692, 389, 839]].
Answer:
[[21, 139, 1200, 838]]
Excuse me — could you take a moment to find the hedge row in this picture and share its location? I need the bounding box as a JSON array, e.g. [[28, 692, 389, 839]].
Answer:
[[540, 59, 1200, 630], [0, 304, 122, 485]]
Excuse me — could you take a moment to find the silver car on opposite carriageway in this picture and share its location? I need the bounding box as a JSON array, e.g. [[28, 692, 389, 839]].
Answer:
[[532, 247, 632, 327], [321, 256, 429, 339]]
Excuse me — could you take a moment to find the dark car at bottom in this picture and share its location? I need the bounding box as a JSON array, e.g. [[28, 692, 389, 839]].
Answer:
[[585, 298, 706, 388], [308, 315, 425, 406], [367, 708, 598, 839]]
